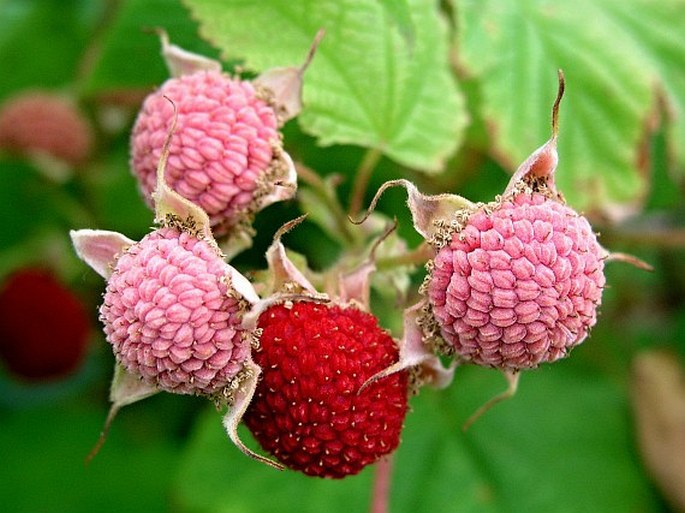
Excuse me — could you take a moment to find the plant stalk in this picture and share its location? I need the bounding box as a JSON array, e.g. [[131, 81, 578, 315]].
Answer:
[[370, 455, 394, 513], [349, 147, 383, 218]]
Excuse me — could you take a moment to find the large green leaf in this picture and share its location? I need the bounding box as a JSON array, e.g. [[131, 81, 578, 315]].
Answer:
[[457, 0, 664, 215], [598, 0, 685, 180], [174, 364, 658, 513], [0, 403, 178, 513], [183, 0, 466, 172]]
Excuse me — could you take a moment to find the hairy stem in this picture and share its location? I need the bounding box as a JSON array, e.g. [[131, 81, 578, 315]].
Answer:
[[296, 163, 359, 246], [349, 148, 383, 218], [370, 455, 394, 513], [376, 241, 434, 270]]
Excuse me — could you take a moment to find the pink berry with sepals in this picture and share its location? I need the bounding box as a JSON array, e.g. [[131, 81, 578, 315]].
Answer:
[[130, 70, 293, 236], [426, 189, 605, 369], [99, 223, 257, 396]]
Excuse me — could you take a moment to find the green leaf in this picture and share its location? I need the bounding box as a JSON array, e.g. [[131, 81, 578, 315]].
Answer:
[[457, 0, 658, 214], [0, 403, 177, 513], [175, 364, 658, 513], [175, 408, 374, 513], [597, 0, 685, 180], [183, 0, 466, 172], [447, 365, 658, 513], [377, 0, 416, 48], [0, 0, 99, 97]]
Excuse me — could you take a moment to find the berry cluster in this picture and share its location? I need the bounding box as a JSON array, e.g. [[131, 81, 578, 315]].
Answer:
[[70, 37, 625, 481]]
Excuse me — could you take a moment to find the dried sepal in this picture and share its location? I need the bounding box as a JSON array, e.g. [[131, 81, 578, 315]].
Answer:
[[336, 219, 400, 309], [353, 178, 475, 243], [157, 28, 222, 78], [252, 150, 298, 218], [151, 98, 214, 242], [221, 359, 285, 470], [264, 216, 318, 295], [503, 71, 565, 200], [241, 217, 327, 333], [70, 229, 135, 279], [361, 302, 455, 394], [255, 28, 325, 122]]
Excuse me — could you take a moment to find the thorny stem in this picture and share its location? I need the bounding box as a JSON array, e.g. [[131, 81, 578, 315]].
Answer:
[[376, 241, 434, 271], [295, 163, 360, 246], [348, 148, 383, 218], [370, 455, 394, 513]]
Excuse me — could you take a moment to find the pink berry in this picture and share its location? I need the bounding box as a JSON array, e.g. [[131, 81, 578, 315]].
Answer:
[[130, 71, 291, 235], [426, 191, 605, 370], [100, 226, 252, 396], [243, 301, 408, 478], [0, 91, 93, 166], [0, 268, 90, 380]]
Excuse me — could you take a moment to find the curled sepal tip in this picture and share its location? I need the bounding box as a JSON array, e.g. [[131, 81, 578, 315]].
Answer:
[[241, 216, 326, 332], [462, 369, 519, 432], [221, 360, 285, 471], [152, 98, 213, 241], [156, 28, 221, 78], [337, 220, 399, 309], [503, 70, 566, 198], [265, 215, 318, 296], [360, 302, 455, 394], [352, 179, 475, 242], [255, 28, 325, 122], [70, 229, 135, 279], [85, 364, 159, 464]]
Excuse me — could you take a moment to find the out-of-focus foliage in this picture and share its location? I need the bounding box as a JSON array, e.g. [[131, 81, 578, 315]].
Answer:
[[0, 0, 683, 512]]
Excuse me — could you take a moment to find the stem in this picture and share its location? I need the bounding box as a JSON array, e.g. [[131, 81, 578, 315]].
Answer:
[[296, 163, 359, 246], [376, 242, 434, 270], [349, 148, 383, 218], [370, 455, 394, 513]]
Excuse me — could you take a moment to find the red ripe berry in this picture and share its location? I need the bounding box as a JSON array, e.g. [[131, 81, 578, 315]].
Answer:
[[0, 268, 90, 380], [243, 301, 408, 478]]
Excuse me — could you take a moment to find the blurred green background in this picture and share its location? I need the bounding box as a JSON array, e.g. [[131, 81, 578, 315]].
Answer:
[[0, 1, 683, 512]]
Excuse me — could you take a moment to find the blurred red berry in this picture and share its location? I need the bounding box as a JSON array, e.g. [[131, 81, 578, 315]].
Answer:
[[0, 268, 90, 380], [0, 90, 93, 166]]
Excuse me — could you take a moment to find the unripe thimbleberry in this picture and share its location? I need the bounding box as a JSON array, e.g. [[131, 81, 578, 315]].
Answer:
[[0, 268, 90, 380], [99, 224, 256, 396], [243, 301, 408, 478], [357, 72, 615, 381], [0, 91, 93, 166], [130, 71, 292, 236], [426, 189, 605, 369]]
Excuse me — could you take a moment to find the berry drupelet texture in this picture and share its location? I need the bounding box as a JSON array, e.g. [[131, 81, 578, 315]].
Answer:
[[427, 191, 605, 370], [244, 301, 408, 478], [130, 71, 286, 235], [100, 226, 251, 396]]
